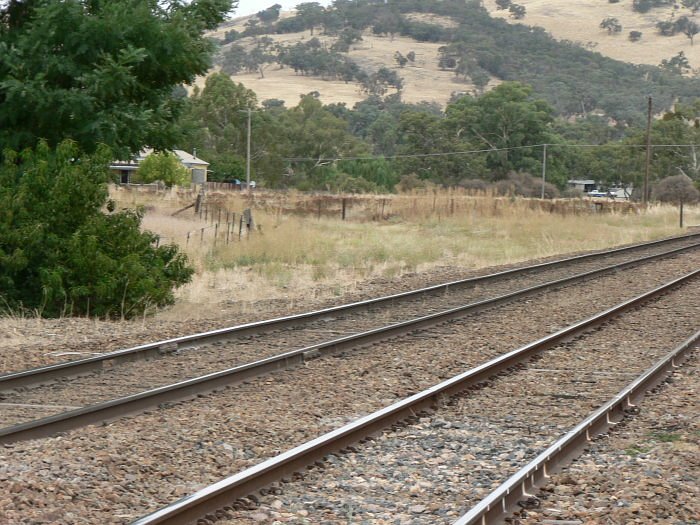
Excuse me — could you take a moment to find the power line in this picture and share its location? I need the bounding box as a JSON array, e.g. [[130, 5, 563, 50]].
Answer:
[[283, 143, 700, 162]]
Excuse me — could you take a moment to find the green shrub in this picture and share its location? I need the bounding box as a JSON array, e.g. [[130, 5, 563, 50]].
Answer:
[[0, 141, 193, 318]]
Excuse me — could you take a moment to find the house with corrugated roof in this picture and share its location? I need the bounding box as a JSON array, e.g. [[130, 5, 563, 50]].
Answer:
[[110, 149, 209, 185]]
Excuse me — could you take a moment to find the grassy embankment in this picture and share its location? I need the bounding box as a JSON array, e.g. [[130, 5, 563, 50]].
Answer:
[[111, 186, 700, 321]]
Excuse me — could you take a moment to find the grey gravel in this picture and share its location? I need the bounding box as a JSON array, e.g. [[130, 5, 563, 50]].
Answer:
[[0, 253, 697, 524]]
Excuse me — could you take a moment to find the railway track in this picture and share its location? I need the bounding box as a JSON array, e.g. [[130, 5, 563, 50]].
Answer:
[[1, 238, 698, 442], [2, 250, 697, 524], [2, 233, 698, 393], [132, 271, 700, 525]]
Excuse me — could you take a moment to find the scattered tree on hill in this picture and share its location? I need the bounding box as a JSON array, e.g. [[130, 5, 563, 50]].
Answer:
[[394, 51, 408, 68], [629, 30, 643, 41], [656, 19, 678, 36], [682, 0, 700, 14], [407, 51, 416, 63], [295, 2, 325, 36], [633, 0, 676, 13], [509, 4, 526, 19], [661, 51, 692, 74], [676, 16, 700, 45], [221, 44, 247, 74], [257, 3, 282, 24], [372, 12, 402, 40], [360, 68, 404, 96], [245, 37, 277, 78], [495, 0, 512, 10], [600, 17, 623, 34], [224, 29, 241, 43], [330, 28, 363, 52]]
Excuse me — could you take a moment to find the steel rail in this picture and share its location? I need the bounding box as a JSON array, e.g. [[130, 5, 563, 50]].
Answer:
[[2, 233, 698, 392], [1, 244, 697, 445], [453, 329, 700, 525], [130, 269, 699, 525]]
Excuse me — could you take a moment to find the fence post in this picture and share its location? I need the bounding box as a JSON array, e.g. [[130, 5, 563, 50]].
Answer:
[[218, 208, 222, 224], [214, 222, 219, 246], [342, 198, 347, 221], [200, 228, 204, 244], [226, 222, 231, 244], [239, 215, 244, 240], [317, 199, 322, 220], [204, 206, 208, 222], [186, 232, 190, 246]]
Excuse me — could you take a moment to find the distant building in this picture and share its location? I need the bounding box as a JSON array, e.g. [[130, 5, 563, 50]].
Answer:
[[567, 179, 597, 193], [110, 149, 209, 185]]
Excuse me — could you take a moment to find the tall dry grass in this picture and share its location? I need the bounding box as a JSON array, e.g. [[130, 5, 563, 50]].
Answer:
[[110, 186, 700, 320]]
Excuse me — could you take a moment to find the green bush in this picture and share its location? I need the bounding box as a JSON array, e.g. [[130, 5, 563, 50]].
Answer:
[[134, 151, 191, 187], [0, 141, 193, 318]]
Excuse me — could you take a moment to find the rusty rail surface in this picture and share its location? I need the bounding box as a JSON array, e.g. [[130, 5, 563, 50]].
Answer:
[[1, 244, 697, 445], [1, 233, 698, 392], [129, 269, 699, 525], [453, 329, 700, 525]]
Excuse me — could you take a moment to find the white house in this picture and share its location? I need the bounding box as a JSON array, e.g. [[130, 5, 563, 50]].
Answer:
[[110, 149, 209, 184]]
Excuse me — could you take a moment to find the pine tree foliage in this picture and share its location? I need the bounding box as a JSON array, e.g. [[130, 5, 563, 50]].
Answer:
[[0, 141, 194, 318]]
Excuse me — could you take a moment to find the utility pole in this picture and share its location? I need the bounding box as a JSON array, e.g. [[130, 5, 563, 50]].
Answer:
[[541, 143, 548, 199], [643, 96, 652, 205], [246, 107, 252, 194]]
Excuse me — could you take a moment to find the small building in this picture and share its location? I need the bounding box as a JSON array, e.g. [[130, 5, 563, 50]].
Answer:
[[567, 179, 597, 193], [110, 149, 209, 185]]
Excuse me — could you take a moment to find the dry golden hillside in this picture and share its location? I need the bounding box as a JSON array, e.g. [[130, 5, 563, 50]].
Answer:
[[203, 12, 494, 107], [203, 3, 699, 108], [483, 0, 699, 69]]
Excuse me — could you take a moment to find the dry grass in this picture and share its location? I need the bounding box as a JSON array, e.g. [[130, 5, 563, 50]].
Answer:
[[202, 27, 489, 107], [201, 4, 697, 109], [110, 186, 700, 321], [483, 0, 700, 69]]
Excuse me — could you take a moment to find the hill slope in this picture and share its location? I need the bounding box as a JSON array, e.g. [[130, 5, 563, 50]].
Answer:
[[484, 0, 699, 70], [208, 0, 700, 124]]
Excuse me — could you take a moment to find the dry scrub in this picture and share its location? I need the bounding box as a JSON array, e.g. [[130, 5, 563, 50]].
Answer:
[[111, 186, 700, 321]]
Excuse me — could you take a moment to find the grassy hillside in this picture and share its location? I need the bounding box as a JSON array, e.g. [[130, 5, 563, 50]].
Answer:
[[206, 15, 491, 107], [484, 0, 700, 70], [207, 0, 700, 124]]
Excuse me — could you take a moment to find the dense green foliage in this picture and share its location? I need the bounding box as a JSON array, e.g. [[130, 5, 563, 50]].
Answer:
[[0, 0, 233, 158], [0, 0, 233, 318], [0, 142, 193, 317], [134, 152, 191, 187]]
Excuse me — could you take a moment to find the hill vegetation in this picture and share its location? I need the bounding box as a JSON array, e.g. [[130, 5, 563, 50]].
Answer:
[[174, 0, 700, 198], [214, 0, 700, 126]]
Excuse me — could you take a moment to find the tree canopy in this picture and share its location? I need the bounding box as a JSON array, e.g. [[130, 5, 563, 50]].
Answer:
[[0, 0, 234, 317], [0, 0, 235, 158]]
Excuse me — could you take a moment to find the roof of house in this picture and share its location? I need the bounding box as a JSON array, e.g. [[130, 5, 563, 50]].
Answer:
[[137, 148, 210, 166], [173, 149, 209, 167]]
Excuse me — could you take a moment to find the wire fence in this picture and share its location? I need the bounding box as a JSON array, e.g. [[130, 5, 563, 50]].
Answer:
[[152, 202, 255, 249]]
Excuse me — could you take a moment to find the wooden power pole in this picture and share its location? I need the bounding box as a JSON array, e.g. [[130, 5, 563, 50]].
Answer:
[[643, 96, 652, 205]]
